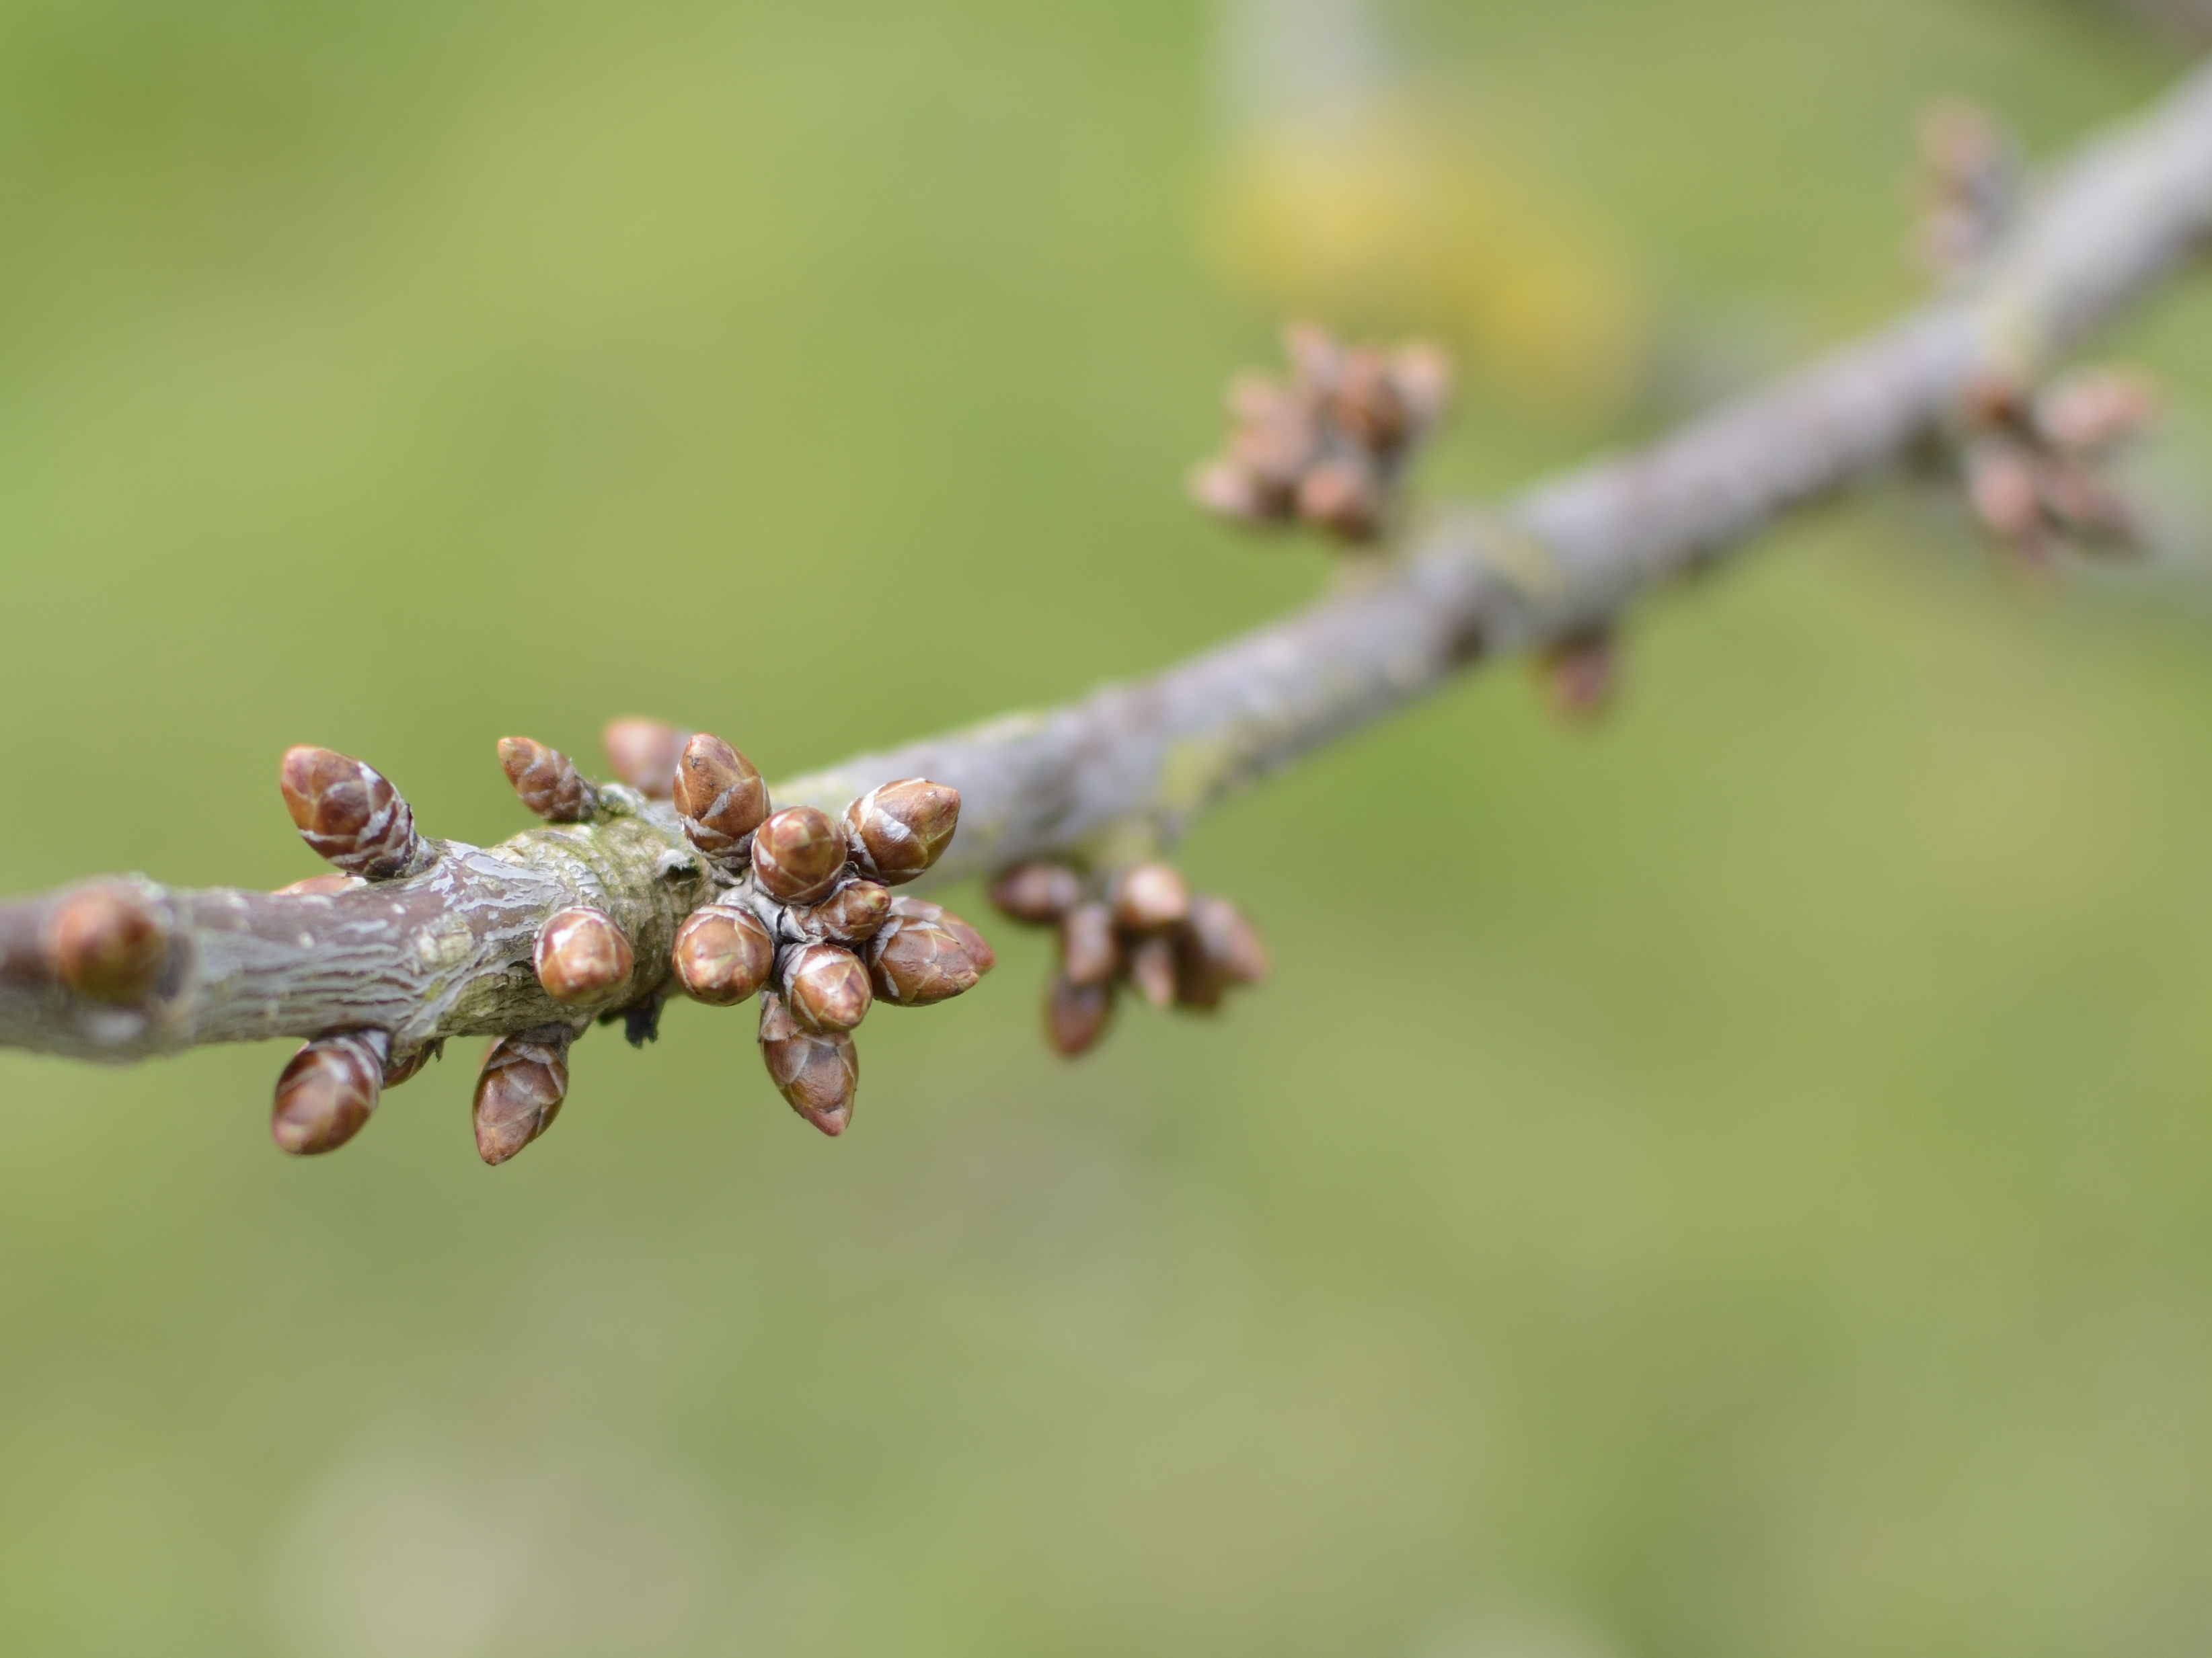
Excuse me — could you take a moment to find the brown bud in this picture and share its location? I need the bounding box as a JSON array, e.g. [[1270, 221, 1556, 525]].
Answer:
[[759, 993, 857, 1136], [1296, 456, 1382, 542], [498, 736, 597, 823], [1329, 346, 1414, 452], [2034, 368, 2158, 456], [671, 904, 776, 1006], [1128, 933, 1178, 1011], [280, 746, 430, 880], [273, 874, 365, 897], [842, 779, 960, 885], [1190, 459, 1281, 525], [752, 805, 848, 904], [383, 1039, 441, 1088], [988, 863, 1084, 925], [2038, 459, 2138, 547], [43, 885, 168, 1004], [1539, 631, 1620, 723], [272, 1033, 385, 1156], [1389, 343, 1453, 431], [1045, 973, 1115, 1058], [1228, 401, 1322, 492], [602, 718, 690, 799], [1965, 438, 2045, 546], [1186, 895, 1268, 986], [785, 943, 873, 1033], [534, 908, 634, 1004], [672, 734, 769, 863], [473, 1030, 570, 1165], [938, 906, 995, 975], [1110, 863, 1190, 933], [868, 914, 981, 1006], [1059, 902, 1121, 988], [800, 880, 890, 943], [1283, 321, 1344, 393]]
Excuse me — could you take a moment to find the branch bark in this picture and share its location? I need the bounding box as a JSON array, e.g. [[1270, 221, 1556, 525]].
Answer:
[[6, 58, 2211, 1066]]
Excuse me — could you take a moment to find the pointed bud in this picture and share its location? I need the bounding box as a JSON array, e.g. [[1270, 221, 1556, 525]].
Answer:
[[2034, 368, 2158, 456], [988, 863, 1084, 925], [273, 874, 365, 897], [759, 992, 857, 1136], [43, 885, 169, 1004], [1046, 973, 1115, 1058], [752, 805, 848, 904], [1329, 346, 1414, 452], [1110, 863, 1190, 933], [272, 1032, 385, 1156], [1060, 902, 1121, 988], [798, 880, 890, 944], [534, 908, 634, 1004], [1128, 933, 1178, 1011], [785, 943, 873, 1033], [842, 779, 960, 885], [938, 906, 995, 975], [280, 746, 431, 881], [877, 895, 993, 976], [672, 734, 769, 864], [2038, 459, 2138, 548], [1296, 455, 1382, 542], [498, 736, 598, 823], [868, 913, 981, 1006], [473, 1029, 570, 1165], [602, 718, 690, 799], [1186, 895, 1268, 986], [671, 904, 776, 1006]]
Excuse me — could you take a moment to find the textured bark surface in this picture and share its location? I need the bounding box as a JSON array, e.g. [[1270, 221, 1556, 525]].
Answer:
[[4, 59, 2210, 1065]]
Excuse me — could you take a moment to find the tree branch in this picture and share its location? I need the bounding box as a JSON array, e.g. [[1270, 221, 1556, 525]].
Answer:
[[6, 58, 2211, 1072]]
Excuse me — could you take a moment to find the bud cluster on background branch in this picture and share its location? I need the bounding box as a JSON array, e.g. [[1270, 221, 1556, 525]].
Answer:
[[2, 57, 2210, 1161]]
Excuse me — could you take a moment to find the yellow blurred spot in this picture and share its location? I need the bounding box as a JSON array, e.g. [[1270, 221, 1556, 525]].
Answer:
[[1206, 103, 1646, 416]]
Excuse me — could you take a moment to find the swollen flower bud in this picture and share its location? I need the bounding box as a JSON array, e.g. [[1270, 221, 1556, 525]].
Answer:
[[1328, 346, 1413, 452], [498, 736, 598, 823], [1186, 895, 1268, 986], [938, 906, 995, 975], [473, 1030, 570, 1165], [671, 904, 776, 1005], [988, 863, 1083, 925], [1045, 974, 1115, 1059], [43, 885, 168, 1004], [271, 1032, 385, 1156], [280, 746, 432, 880], [752, 806, 848, 904], [534, 908, 634, 1004], [1965, 438, 2047, 551], [602, 718, 690, 799], [759, 993, 858, 1136], [672, 734, 769, 865], [868, 912, 981, 1006], [1110, 863, 1190, 933], [842, 779, 961, 885], [1128, 933, 1178, 1011], [2034, 368, 2158, 455], [798, 880, 891, 944], [1060, 902, 1120, 988], [1539, 631, 1620, 723], [1295, 456, 1382, 543], [785, 943, 873, 1033]]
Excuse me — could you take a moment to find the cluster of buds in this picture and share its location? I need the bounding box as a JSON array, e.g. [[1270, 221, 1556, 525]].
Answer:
[[256, 722, 995, 1163], [1957, 367, 2158, 568], [1912, 101, 2024, 281], [987, 860, 1267, 1057], [655, 725, 993, 1136], [1189, 322, 1451, 545]]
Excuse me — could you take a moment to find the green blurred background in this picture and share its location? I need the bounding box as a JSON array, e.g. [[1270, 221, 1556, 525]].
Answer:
[[5, 0, 2212, 1652]]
